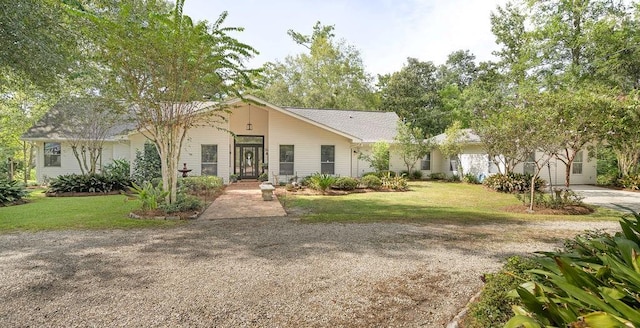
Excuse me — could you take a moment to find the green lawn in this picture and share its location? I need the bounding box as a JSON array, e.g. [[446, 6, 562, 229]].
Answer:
[[283, 181, 623, 223], [0, 190, 181, 232]]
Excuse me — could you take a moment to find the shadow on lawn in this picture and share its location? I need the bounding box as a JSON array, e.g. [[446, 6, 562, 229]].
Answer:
[[285, 196, 526, 225]]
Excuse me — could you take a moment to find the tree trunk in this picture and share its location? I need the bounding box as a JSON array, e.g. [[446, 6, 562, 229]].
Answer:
[[529, 173, 537, 212], [22, 141, 28, 184], [71, 146, 86, 175], [564, 160, 572, 188]]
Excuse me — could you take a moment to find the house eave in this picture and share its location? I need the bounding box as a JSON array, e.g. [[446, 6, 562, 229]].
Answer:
[[236, 95, 364, 143]]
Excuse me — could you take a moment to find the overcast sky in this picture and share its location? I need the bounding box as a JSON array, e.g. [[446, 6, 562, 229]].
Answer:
[[182, 0, 508, 76]]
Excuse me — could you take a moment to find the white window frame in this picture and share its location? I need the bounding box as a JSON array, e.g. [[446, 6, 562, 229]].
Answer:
[[572, 150, 583, 175], [44, 142, 61, 167], [201, 144, 218, 176], [321, 145, 335, 175], [279, 145, 294, 175], [421, 152, 431, 171]]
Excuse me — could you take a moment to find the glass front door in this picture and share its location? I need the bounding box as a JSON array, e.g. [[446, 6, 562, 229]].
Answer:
[[234, 136, 264, 180]]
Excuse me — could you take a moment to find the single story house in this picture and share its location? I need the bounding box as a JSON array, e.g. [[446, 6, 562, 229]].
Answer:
[[22, 96, 595, 186], [22, 95, 408, 184], [426, 129, 597, 186]]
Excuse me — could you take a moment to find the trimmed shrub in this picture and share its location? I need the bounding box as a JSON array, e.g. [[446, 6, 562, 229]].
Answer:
[[258, 173, 268, 182], [447, 174, 461, 182], [515, 188, 585, 209], [179, 176, 223, 196], [309, 173, 337, 192], [103, 159, 130, 179], [332, 177, 358, 191], [0, 179, 28, 206], [429, 172, 446, 180], [483, 173, 545, 193], [132, 142, 161, 184], [299, 175, 312, 187], [48, 173, 132, 193], [463, 173, 481, 184], [361, 175, 382, 190], [410, 170, 423, 180], [160, 193, 203, 213], [505, 215, 640, 327], [465, 256, 540, 328]]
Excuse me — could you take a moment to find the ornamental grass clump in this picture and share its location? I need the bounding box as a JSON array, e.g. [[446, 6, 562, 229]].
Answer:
[[309, 173, 337, 192]]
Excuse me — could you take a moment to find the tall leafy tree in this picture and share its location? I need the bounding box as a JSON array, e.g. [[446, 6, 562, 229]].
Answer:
[[437, 50, 479, 128], [253, 22, 378, 110], [85, 0, 258, 203], [379, 58, 444, 136], [0, 0, 79, 88]]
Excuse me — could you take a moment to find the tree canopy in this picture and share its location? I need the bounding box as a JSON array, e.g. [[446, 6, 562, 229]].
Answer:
[[253, 22, 378, 110], [83, 0, 258, 203]]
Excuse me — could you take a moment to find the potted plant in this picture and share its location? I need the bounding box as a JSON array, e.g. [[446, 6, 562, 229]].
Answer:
[[229, 174, 239, 183]]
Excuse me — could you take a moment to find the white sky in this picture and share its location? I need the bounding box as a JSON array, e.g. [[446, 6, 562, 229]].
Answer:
[[183, 0, 509, 76]]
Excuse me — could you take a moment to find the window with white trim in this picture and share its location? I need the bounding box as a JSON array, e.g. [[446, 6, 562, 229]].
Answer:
[[44, 142, 61, 167], [201, 145, 218, 176], [421, 152, 431, 170], [572, 151, 583, 174], [321, 145, 335, 174], [279, 145, 294, 175]]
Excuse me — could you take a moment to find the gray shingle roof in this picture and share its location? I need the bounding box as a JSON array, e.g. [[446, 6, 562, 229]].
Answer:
[[282, 107, 399, 142], [431, 129, 481, 144], [22, 98, 135, 140]]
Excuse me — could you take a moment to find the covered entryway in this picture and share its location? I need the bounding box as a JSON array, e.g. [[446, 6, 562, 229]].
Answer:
[[234, 136, 264, 180]]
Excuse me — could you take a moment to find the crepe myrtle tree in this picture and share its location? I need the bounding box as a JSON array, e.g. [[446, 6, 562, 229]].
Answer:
[[394, 120, 431, 174], [438, 121, 466, 176], [87, 0, 258, 203]]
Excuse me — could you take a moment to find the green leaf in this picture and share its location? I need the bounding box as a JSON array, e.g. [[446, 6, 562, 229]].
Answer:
[[549, 277, 619, 315], [614, 238, 640, 267], [504, 315, 543, 328], [599, 289, 640, 324], [582, 312, 630, 328]]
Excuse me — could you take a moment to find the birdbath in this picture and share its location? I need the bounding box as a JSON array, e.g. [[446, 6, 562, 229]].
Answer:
[[178, 163, 192, 177]]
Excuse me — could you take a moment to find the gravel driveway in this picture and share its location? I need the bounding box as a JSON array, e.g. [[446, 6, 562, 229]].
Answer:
[[0, 217, 620, 327]]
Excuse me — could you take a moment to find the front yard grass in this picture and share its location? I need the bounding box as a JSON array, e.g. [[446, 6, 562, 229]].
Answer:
[[282, 181, 622, 223], [0, 189, 181, 232]]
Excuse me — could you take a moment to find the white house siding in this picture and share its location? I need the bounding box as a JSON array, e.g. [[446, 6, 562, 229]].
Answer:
[[129, 122, 232, 182], [229, 104, 269, 147], [35, 140, 125, 183], [268, 109, 352, 183], [513, 151, 597, 187], [349, 143, 406, 177]]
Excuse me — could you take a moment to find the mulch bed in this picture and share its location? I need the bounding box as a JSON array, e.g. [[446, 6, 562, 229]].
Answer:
[[503, 204, 595, 215]]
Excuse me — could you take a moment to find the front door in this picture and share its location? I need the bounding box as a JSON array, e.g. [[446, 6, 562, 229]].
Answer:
[[234, 136, 264, 180], [238, 145, 260, 179]]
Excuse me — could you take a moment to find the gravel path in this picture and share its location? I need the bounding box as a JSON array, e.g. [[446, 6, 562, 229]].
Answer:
[[0, 218, 621, 327]]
